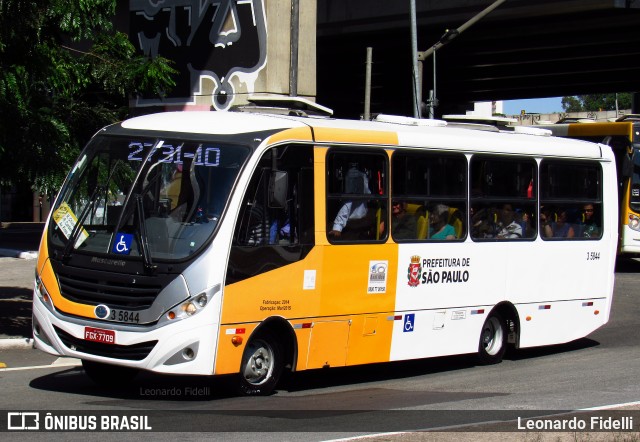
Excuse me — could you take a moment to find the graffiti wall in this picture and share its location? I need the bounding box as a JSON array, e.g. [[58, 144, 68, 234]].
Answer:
[[129, 0, 268, 111]]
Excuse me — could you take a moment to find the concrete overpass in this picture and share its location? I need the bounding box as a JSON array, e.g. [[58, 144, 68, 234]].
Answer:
[[316, 0, 640, 118]]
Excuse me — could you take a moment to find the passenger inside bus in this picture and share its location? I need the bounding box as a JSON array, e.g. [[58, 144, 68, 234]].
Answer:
[[540, 206, 555, 238], [429, 204, 456, 240], [328, 166, 379, 240], [496, 203, 523, 239], [471, 205, 497, 238], [579, 203, 600, 238], [550, 208, 575, 238], [391, 200, 417, 240]]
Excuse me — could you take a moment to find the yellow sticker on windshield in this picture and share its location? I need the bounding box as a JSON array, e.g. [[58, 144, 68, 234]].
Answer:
[[53, 202, 89, 247]]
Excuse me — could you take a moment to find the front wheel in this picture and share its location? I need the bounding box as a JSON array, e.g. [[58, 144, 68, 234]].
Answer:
[[238, 333, 283, 396], [477, 312, 507, 365]]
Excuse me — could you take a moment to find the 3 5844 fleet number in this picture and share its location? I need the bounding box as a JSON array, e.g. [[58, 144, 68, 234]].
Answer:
[[109, 309, 140, 323], [586, 251, 600, 261]]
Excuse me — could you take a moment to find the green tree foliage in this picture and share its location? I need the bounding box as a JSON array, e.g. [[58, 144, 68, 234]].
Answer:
[[561, 93, 633, 113], [0, 0, 177, 194]]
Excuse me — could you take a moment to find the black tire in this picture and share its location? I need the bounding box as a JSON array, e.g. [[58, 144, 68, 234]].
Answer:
[[238, 332, 283, 396], [82, 360, 139, 387], [477, 311, 507, 365]]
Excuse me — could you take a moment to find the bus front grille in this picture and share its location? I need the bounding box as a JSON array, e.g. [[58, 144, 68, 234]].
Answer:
[[54, 326, 157, 361], [53, 264, 164, 310]]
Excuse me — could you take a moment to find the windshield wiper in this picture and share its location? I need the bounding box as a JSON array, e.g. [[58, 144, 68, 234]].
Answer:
[[136, 194, 156, 273], [62, 185, 105, 260], [61, 157, 125, 260]]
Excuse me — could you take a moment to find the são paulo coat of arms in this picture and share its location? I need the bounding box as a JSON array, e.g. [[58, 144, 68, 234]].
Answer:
[[407, 255, 421, 287]]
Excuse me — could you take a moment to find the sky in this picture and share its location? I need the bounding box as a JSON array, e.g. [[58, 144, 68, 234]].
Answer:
[[502, 97, 563, 115]]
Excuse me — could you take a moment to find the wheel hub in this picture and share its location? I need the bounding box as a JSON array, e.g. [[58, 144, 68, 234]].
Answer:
[[243, 341, 273, 385]]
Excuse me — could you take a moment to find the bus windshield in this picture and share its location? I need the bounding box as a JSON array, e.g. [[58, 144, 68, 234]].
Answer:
[[49, 135, 250, 261]]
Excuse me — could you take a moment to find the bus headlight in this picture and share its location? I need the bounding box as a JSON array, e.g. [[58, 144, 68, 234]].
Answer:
[[182, 302, 197, 315], [629, 214, 640, 231], [166, 292, 211, 321], [34, 273, 53, 309]]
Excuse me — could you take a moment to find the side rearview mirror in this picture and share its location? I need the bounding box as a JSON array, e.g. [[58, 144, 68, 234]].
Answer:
[[269, 170, 288, 208]]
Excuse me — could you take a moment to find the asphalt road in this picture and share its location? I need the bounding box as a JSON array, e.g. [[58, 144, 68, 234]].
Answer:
[[1, 257, 639, 440]]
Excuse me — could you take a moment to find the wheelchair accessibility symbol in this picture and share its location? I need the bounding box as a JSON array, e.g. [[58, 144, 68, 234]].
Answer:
[[112, 233, 133, 255], [403, 313, 415, 332]]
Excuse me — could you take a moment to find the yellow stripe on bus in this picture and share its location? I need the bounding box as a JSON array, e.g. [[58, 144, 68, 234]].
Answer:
[[40, 257, 95, 318], [312, 127, 399, 145], [36, 229, 96, 319], [265, 127, 314, 145]]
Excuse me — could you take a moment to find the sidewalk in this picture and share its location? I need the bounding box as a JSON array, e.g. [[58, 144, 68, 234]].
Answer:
[[0, 221, 42, 259], [0, 222, 43, 348]]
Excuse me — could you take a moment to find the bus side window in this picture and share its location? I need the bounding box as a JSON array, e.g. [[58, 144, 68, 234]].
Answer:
[[391, 151, 467, 242], [326, 149, 388, 243], [235, 168, 269, 246], [234, 145, 315, 247], [470, 156, 537, 241], [540, 160, 602, 240], [227, 145, 315, 284]]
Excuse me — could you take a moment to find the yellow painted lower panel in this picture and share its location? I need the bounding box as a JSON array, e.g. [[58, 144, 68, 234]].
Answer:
[[214, 323, 259, 375], [306, 320, 350, 369], [345, 314, 395, 366], [294, 327, 311, 371], [222, 242, 399, 373]]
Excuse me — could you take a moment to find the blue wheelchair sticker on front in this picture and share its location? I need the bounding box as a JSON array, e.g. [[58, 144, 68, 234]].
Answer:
[[112, 233, 133, 255], [403, 314, 415, 332]]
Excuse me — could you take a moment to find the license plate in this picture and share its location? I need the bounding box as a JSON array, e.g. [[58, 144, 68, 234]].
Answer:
[[84, 327, 116, 344]]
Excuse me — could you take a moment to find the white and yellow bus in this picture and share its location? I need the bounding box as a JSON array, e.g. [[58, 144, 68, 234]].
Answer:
[[535, 116, 640, 255], [33, 101, 617, 395]]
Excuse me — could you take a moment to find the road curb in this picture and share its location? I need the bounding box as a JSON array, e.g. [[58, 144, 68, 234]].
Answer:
[[0, 338, 34, 350], [0, 248, 38, 259]]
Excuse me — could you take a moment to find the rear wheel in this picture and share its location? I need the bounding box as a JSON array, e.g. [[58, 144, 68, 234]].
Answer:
[[82, 360, 138, 387], [477, 312, 507, 365], [238, 332, 283, 396]]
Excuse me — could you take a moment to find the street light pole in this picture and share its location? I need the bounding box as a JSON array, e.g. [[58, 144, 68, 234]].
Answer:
[[416, 0, 508, 118], [431, 50, 436, 119], [410, 0, 420, 118]]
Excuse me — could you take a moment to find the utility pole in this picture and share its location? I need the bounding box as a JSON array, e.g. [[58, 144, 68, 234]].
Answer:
[[289, 0, 300, 97], [364, 47, 373, 120]]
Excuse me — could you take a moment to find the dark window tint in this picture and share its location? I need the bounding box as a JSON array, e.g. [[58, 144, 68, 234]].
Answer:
[[326, 149, 388, 243]]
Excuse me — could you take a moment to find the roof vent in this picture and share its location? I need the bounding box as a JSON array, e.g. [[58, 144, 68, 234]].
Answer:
[[375, 114, 447, 127], [556, 117, 596, 123], [443, 114, 517, 128], [513, 126, 552, 136], [231, 95, 333, 117]]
